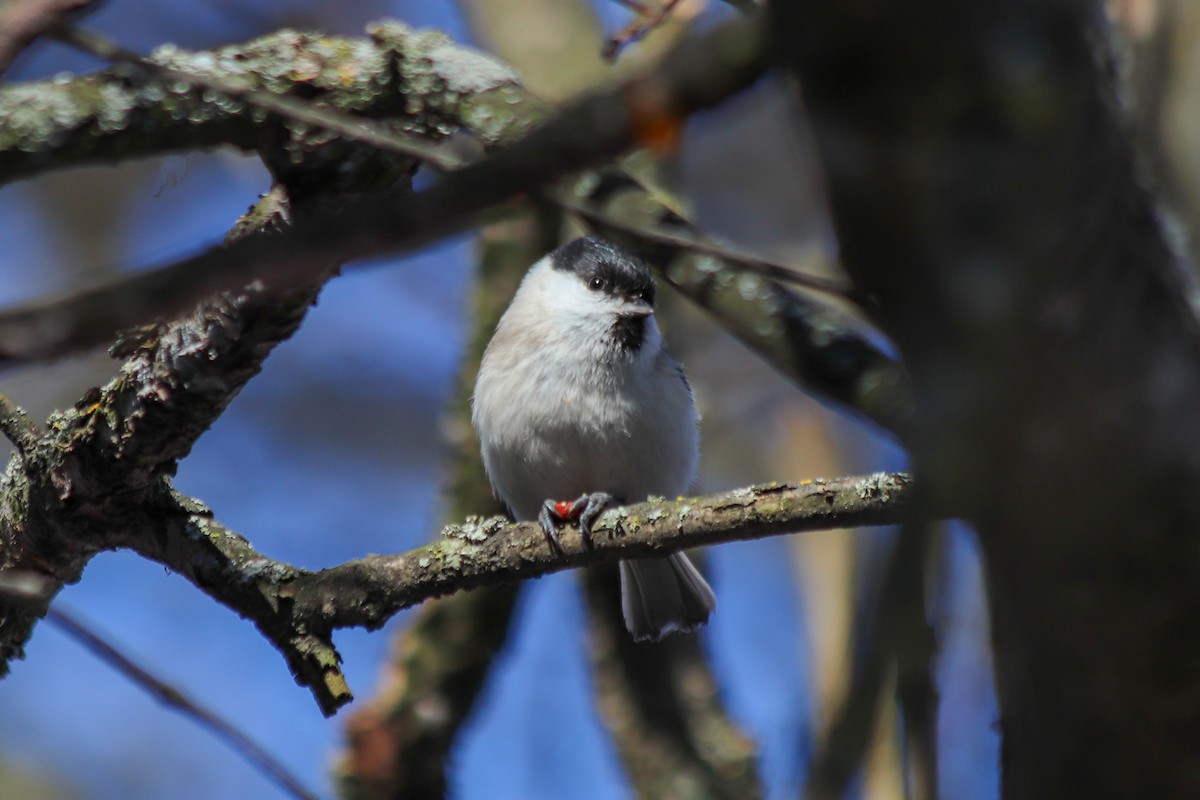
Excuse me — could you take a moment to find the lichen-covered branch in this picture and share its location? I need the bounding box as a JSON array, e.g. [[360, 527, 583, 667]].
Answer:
[[0, 14, 768, 366], [116, 473, 912, 715], [47, 23, 463, 173], [0, 21, 518, 185], [305, 474, 913, 629]]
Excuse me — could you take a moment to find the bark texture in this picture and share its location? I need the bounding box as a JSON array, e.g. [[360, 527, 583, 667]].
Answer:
[[774, 1, 1200, 796]]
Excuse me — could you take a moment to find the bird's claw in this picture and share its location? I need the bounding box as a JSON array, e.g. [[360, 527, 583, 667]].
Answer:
[[538, 501, 567, 553], [539, 492, 614, 551], [576, 492, 613, 544]]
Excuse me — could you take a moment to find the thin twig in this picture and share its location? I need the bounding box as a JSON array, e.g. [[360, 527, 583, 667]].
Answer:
[[614, 0, 654, 13], [554, 191, 856, 298], [605, 0, 685, 61], [559, 171, 907, 433], [49, 24, 463, 171], [47, 605, 319, 800]]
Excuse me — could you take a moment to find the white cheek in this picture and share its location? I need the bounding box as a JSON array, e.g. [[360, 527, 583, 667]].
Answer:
[[538, 268, 622, 321]]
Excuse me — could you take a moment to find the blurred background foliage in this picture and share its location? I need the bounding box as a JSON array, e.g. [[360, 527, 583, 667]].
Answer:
[[0, 0, 1190, 798]]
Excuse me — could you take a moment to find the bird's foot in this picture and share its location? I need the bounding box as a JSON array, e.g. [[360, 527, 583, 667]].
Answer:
[[538, 492, 614, 551]]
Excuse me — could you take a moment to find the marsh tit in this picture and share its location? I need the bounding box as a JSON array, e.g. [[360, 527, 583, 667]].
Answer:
[[472, 236, 715, 641]]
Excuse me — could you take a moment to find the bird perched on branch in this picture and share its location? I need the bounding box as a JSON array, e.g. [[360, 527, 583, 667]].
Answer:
[[472, 236, 715, 641]]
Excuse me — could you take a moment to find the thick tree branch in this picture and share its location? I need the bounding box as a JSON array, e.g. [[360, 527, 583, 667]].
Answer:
[[112, 473, 913, 714], [0, 21, 516, 185], [46, 23, 463, 172], [0, 14, 768, 366]]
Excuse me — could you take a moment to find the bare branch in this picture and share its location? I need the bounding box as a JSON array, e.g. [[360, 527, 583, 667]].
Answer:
[[895, 525, 940, 800], [116, 473, 913, 715], [47, 605, 318, 800], [296, 475, 913, 629]]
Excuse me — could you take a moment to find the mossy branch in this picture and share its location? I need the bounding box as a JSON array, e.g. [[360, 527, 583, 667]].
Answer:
[[0, 20, 519, 185], [116, 473, 913, 715]]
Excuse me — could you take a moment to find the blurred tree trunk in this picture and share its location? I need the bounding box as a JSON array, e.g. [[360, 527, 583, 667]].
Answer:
[[337, 212, 556, 799], [774, 0, 1200, 797]]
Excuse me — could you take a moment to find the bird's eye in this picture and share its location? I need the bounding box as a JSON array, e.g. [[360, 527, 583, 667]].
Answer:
[[588, 277, 606, 291]]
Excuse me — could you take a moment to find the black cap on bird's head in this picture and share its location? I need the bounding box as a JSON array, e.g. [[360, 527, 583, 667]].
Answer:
[[550, 237, 656, 308]]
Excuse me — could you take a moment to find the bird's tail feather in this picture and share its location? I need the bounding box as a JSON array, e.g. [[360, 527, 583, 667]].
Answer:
[[619, 553, 715, 642]]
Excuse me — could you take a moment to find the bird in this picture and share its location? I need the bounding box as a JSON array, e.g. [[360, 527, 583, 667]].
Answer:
[[471, 236, 715, 641]]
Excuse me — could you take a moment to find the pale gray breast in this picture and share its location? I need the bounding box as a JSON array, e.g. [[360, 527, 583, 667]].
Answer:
[[474, 330, 697, 521]]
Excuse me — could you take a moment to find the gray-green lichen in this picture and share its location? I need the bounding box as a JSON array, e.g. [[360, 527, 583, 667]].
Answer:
[[151, 30, 395, 111], [441, 514, 508, 543], [0, 20, 525, 185], [856, 471, 906, 502], [367, 20, 525, 143]]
